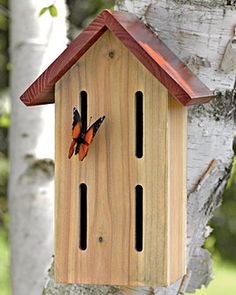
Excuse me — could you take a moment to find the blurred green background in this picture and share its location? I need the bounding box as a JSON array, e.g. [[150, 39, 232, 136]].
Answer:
[[0, 0, 236, 294], [0, 0, 9, 291], [191, 158, 236, 294]]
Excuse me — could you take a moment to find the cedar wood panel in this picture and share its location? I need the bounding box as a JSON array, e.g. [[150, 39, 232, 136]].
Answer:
[[55, 31, 186, 286]]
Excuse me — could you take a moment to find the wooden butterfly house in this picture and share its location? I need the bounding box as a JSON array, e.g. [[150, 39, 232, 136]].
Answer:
[[20, 10, 215, 286]]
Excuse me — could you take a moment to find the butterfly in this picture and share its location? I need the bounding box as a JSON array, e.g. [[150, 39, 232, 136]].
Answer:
[[68, 107, 105, 161]]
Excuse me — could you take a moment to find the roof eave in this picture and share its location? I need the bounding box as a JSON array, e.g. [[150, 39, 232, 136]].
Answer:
[[185, 94, 216, 106]]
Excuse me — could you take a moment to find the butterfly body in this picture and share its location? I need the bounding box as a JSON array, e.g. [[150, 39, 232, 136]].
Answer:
[[68, 107, 105, 161]]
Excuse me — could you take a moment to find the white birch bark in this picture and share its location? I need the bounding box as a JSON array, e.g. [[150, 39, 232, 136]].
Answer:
[[43, 1, 236, 294], [9, 1, 67, 294]]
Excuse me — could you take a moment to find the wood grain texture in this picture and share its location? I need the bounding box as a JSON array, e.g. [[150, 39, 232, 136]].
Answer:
[[168, 95, 187, 284], [55, 31, 186, 286], [20, 10, 214, 107]]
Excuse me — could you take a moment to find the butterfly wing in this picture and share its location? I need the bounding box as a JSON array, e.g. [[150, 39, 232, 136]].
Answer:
[[79, 116, 105, 161], [72, 107, 82, 139], [68, 107, 82, 159], [68, 139, 77, 159], [75, 142, 81, 155]]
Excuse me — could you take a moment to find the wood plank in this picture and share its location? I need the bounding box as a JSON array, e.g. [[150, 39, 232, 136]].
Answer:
[[168, 94, 187, 284], [55, 31, 185, 286], [20, 10, 214, 107]]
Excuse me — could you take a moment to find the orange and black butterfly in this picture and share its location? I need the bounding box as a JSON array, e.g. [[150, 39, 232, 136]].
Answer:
[[68, 107, 105, 161]]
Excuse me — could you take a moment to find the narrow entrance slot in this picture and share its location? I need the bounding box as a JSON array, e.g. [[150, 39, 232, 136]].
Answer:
[[79, 183, 87, 251], [135, 91, 143, 158], [135, 185, 143, 252], [80, 91, 87, 131]]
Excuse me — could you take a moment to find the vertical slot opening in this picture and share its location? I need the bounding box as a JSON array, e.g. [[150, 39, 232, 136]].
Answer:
[[135, 91, 143, 158], [135, 185, 143, 252], [79, 183, 87, 251], [80, 91, 87, 131]]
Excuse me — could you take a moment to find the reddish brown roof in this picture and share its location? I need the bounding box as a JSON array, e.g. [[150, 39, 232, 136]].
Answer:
[[20, 9, 214, 106]]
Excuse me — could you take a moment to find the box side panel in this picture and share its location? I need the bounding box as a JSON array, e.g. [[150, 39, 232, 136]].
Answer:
[[55, 71, 82, 282], [168, 94, 187, 284], [55, 30, 169, 286]]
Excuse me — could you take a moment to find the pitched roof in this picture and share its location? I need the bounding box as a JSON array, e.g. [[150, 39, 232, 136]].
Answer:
[[20, 9, 214, 106]]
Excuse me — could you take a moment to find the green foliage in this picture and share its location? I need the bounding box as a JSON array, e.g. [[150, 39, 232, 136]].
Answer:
[[0, 154, 8, 229], [0, 107, 9, 156], [0, 154, 8, 197], [67, 0, 115, 29], [39, 7, 48, 17], [39, 5, 58, 17], [0, 112, 9, 128], [0, 149, 9, 294], [207, 156, 236, 264], [49, 5, 58, 17], [0, 228, 10, 295], [187, 262, 236, 295], [0, 0, 9, 89]]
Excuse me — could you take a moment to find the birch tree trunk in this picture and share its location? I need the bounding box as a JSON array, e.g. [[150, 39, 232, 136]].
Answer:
[[43, 1, 236, 294], [9, 1, 67, 294]]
